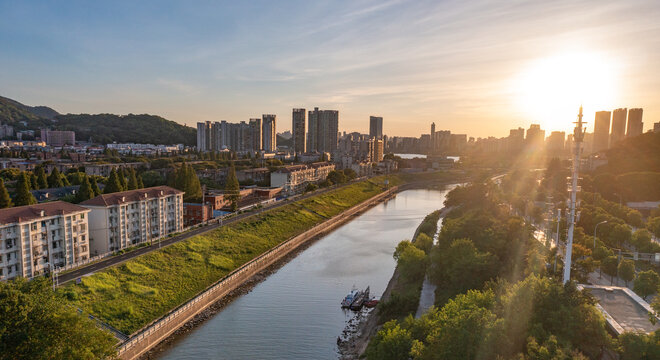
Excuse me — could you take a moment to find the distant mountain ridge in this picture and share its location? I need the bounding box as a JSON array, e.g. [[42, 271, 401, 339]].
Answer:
[[0, 95, 196, 146]]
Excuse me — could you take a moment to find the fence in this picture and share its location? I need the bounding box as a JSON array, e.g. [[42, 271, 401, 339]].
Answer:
[[116, 186, 398, 359]]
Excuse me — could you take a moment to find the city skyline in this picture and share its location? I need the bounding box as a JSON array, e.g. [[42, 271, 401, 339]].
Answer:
[[2, 1, 660, 137]]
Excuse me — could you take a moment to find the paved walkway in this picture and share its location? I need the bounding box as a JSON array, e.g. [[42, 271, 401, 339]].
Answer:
[[415, 275, 437, 318]]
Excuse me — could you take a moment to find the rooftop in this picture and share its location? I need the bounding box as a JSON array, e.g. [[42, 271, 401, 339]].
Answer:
[[580, 285, 660, 335], [81, 186, 183, 206], [0, 201, 89, 224]]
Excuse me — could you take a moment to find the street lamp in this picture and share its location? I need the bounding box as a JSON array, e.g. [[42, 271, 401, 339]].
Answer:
[[594, 220, 608, 249]]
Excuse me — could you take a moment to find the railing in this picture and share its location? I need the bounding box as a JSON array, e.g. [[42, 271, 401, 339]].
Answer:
[[116, 186, 398, 357]]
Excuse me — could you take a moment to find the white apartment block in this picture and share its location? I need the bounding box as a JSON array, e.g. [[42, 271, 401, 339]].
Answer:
[[81, 186, 184, 256], [270, 162, 335, 195], [0, 202, 90, 281]]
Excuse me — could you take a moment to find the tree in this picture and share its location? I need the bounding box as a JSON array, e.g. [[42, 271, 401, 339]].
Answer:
[[76, 176, 94, 203], [601, 256, 619, 285], [608, 224, 632, 248], [126, 168, 138, 190], [633, 270, 659, 300], [104, 168, 123, 194], [29, 173, 38, 190], [0, 277, 117, 359], [0, 178, 12, 208], [137, 175, 144, 189], [90, 177, 101, 196], [618, 259, 635, 287], [35, 167, 48, 189], [414, 233, 433, 254], [14, 173, 36, 206], [343, 168, 357, 180], [648, 217, 660, 239], [224, 165, 240, 211], [397, 243, 427, 282], [304, 183, 318, 193], [365, 320, 413, 360], [47, 167, 64, 188], [117, 168, 127, 191], [327, 170, 347, 185], [140, 170, 164, 188]]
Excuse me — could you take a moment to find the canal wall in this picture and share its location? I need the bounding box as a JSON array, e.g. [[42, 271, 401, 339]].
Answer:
[[117, 186, 399, 360]]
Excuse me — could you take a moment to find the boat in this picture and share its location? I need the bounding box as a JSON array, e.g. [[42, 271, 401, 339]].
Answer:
[[341, 287, 359, 308], [349, 286, 370, 311], [364, 299, 379, 308]]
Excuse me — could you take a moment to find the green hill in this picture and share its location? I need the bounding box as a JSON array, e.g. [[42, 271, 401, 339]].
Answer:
[[0, 96, 196, 145]]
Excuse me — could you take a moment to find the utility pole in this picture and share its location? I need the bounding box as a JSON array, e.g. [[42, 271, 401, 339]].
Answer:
[[563, 106, 586, 285]]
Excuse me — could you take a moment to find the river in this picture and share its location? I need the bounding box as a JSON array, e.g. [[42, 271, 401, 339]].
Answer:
[[157, 188, 450, 360]]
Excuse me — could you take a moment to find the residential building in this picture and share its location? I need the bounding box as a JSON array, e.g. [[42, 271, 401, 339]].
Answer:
[[249, 118, 262, 152], [593, 111, 611, 152], [654, 122, 660, 133], [507, 128, 525, 152], [369, 116, 383, 139], [626, 108, 644, 138], [81, 186, 184, 256], [183, 203, 213, 226], [0, 202, 90, 281], [197, 121, 212, 152], [270, 162, 335, 195], [546, 131, 565, 154], [84, 162, 148, 177], [307, 107, 338, 153], [292, 108, 306, 154], [40, 129, 75, 146], [262, 114, 276, 152], [373, 139, 384, 162], [526, 124, 545, 149], [610, 108, 627, 145], [430, 122, 436, 150]]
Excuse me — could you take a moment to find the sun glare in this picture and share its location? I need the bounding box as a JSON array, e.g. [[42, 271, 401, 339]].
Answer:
[[514, 52, 619, 132]]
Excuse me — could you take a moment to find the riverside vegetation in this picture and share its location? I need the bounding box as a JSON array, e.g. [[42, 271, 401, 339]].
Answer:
[[366, 180, 616, 360], [63, 177, 401, 335]]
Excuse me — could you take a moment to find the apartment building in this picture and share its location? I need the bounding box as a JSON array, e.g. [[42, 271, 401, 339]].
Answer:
[[81, 186, 184, 256], [270, 162, 335, 195], [0, 202, 90, 281]]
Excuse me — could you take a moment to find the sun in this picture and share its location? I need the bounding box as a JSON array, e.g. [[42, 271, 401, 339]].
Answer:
[[513, 52, 619, 132]]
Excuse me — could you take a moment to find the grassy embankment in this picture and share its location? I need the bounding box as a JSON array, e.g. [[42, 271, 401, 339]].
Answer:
[[63, 176, 402, 335]]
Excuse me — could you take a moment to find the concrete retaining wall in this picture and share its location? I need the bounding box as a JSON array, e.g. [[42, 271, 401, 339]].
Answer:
[[118, 186, 398, 360]]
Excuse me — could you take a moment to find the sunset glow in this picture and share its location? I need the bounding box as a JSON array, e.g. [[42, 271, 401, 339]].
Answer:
[[514, 52, 619, 132]]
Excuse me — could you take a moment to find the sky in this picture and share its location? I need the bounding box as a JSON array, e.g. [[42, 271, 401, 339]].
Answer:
[[1, 0, 659, 138]]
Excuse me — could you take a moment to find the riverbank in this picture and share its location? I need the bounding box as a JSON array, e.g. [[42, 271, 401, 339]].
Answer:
[[340, 205, 454, 359]]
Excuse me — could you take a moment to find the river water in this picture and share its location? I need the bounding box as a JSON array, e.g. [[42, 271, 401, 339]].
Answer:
[[157, 188, 450, 360]]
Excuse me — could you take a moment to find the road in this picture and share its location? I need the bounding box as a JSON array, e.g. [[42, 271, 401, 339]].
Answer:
[[57, 178, 379, 285]]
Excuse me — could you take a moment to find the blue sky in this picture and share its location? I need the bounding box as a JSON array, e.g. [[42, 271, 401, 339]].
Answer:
[[1, 0, 659, 138]]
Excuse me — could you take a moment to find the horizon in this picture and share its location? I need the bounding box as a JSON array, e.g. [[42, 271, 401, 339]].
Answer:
[[2, 1, 660, 138]]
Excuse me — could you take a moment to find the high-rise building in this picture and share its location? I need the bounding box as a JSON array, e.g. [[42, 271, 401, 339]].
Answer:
[[430, 122, 436, 150], [262, 114, 276, 152], [373, 139, 384, 162], [249, 118, 262, 152], [526, 124, 545, 149], [369, 116, 383, 139], [306, 108, 338, 153], [610, 108, 627, 145], [546, 131, 565, 154], [508, 127, 525, 152], [292, 108, 306, 154], [593, 111, 611, 152], [626, 108, 644, 138], [196, 122, 212, 152], [0, 202, 90, 281]]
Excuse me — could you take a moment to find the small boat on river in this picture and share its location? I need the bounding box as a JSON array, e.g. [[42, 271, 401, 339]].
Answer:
[[349, 286, 370, 311]]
